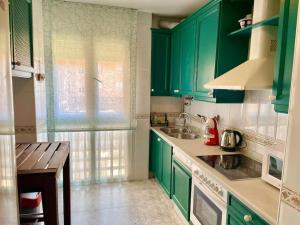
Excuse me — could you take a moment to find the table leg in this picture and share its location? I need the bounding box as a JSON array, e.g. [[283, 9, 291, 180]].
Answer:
[[42, 175, 59, 225], [63, 155, 71, 225]]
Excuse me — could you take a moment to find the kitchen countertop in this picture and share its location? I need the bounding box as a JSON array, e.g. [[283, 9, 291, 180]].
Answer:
[[151, 127, 280, 225]]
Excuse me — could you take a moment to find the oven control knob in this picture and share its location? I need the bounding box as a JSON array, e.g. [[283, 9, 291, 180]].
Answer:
[[244, 215, 252, 222], [194, 170, 199, 176], [218, 190, 224, 196], [214, 186, 219, 192]]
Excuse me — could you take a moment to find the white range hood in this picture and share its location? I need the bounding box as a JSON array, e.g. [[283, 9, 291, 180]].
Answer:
[[204, 0, 279, 91], [204, 57, 274, 90]]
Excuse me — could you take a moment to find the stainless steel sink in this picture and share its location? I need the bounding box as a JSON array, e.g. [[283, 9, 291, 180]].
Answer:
[[169, 133, 200, 140], [160, 127, 200, 140], [160, 127, 187, 134]]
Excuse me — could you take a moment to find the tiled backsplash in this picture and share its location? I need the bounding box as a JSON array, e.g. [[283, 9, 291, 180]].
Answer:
[[185, 90, 288, 156], [150, 96, 182, 113]]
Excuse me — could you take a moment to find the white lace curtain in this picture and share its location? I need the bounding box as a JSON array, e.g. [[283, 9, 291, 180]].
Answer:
[[43, 0, 137, 183]]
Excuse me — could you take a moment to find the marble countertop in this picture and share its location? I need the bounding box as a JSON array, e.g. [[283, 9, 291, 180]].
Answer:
[[151, 127, 280, 225]]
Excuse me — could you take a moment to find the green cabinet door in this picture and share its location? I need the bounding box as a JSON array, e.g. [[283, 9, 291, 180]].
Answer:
[[149, 131, 173, 197], [154, 135, 163, 181], [172, 159, 192, 221], [194, 4, 220, 101], [149, 131, 162, 179], [9, 0, 34, 78], [227, 193, 269, 225], [161, 140, 172, 197], [170, 29, 181, 96], [151, 29, 171, 96], [273, 0, 299, 113], [180, 20, 197, 95]]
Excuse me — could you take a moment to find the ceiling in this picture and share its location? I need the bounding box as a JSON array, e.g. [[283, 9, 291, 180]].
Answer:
[[65, 0, 208, 17]]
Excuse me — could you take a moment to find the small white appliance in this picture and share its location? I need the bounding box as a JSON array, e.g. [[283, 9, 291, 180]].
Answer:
[[191, 164, 227, 225], [262, 150, 284, 189]]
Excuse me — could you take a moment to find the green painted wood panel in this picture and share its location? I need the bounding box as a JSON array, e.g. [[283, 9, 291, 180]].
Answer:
[[161, 140, 172, 197], [227, 193, 269, 225], [154, 135, 163, 182], [194, 4, 220, 100], [170, 29, 181, 96], [273, 0, 299, 113], [180, 20, 196, 95], [151, 29, 171, 96], [9, 0, 34, 76], [149, 132, 173, 197], [172, 159, 192, 221]]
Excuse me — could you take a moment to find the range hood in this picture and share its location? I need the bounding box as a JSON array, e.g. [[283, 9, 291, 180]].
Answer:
[[204, 57, 274, 90], [204, 0, 279, 91]]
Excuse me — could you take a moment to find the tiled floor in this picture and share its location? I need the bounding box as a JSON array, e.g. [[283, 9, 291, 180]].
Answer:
[[57, 179, 186, 225]]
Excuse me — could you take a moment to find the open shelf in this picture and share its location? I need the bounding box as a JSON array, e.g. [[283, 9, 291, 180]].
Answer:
[[228, 15, 279, 37]]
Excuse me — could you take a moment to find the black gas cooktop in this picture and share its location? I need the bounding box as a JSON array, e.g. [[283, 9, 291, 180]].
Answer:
[[197, 154, 262, 180]]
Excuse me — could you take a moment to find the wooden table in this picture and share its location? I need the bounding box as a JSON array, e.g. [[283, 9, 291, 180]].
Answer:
[[16, 142, 71, 225]]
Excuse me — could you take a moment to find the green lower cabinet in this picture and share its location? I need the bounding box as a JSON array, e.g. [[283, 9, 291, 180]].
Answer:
[[172, 159, 192, 221], [227, 193, 269, 225], [149, 131, 173, 197], [272, 0, 299, 113], [161, 141, 173, 196]]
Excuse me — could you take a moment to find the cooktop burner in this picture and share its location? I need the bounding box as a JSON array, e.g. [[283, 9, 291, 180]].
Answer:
[[197, 154, 262, 180]]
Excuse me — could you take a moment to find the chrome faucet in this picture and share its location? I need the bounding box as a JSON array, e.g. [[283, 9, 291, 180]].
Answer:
[[178, 113, 192, 133]]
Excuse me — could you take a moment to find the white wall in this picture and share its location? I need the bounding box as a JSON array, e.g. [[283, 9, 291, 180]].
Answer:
[[12, 0, 48, 143], [278, 3, 300, 224], [0, 0, 19, 224], [133, 11, 152, 180]]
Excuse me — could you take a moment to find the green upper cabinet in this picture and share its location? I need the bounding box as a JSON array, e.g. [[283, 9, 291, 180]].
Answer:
[[180, 20, 197, 95], [272, 0, 299, 113], [194, 4, 220, 101], [170, 29, 181, 96], [193, 0, 251, 103], [168, 0, 252, 103], [151, 29, 171, 96], [9, 0, 34, 78]]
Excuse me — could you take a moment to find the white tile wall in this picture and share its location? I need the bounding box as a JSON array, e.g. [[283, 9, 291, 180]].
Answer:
[[185, 90, 289, 155], [151, 96, 182, 113]]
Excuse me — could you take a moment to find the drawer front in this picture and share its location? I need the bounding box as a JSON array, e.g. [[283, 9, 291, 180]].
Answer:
[[173, 147, 193, 170], [228, 194, 269, 225], [227, 213, 245, 225]]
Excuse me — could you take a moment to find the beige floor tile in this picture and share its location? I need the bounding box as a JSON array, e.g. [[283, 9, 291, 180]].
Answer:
[[56, 179, 186, 225]]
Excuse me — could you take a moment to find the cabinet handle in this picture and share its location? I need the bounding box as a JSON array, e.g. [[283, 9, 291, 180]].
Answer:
[[174, 89, 179, 93], [269, 95, 276, 101], [243, 215, 252, 222], [35, 73, 46, 81], [12, 61, 21, 66], [157, 138, 161, 142]]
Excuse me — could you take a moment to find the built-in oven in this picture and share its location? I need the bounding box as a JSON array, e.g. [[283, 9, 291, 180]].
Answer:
[[191, 165, 227, 225]]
